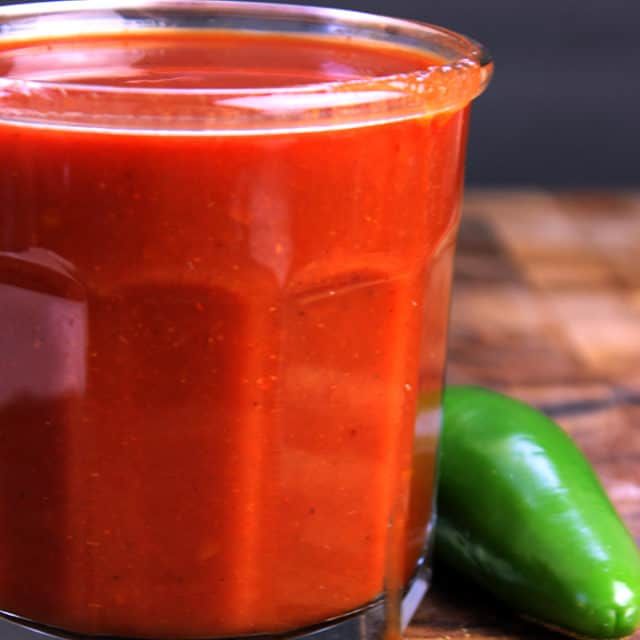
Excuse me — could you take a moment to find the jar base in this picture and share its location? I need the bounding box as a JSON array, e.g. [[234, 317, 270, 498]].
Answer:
[[0, 566, 431, 640]]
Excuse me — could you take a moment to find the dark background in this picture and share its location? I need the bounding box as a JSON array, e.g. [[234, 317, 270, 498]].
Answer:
[[2, 1, 639, 185], [270, 0, 640, 187]]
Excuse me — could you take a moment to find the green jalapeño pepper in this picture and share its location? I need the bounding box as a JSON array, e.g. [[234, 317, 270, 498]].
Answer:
[[434, 385, 640, 639]]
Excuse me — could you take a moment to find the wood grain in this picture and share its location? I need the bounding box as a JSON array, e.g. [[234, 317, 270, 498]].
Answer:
[[409, 190, 640, 640]]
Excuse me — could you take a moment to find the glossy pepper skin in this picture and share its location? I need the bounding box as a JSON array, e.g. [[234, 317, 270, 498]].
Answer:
[[435, 385, 640, 639]]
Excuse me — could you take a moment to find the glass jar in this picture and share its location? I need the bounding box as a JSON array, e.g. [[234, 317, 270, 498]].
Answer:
[[0, 2, 491, 639]]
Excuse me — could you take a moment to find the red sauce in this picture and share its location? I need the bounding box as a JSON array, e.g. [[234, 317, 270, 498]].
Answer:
[[0, 29, 468, 638]]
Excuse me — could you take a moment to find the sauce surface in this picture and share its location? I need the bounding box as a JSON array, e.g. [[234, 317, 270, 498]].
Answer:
[[1, 30, 436, 88], [0, 29, 466, 638]]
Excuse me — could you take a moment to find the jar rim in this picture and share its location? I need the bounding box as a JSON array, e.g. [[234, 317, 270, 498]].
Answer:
[[0, 0, 494, 134]]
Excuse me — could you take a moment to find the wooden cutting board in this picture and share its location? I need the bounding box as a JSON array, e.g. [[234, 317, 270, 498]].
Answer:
[[409, 190, 640, 640]]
